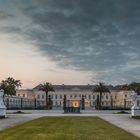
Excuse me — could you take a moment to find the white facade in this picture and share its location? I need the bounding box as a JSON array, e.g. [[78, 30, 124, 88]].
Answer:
[[33, 85, 112, 109], [16, 85, 140, 109], [33, 90, 46, 106]]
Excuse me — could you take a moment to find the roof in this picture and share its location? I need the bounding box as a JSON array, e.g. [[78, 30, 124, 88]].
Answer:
[[20, 84, 122, 93], [33, 84, 95, 91]]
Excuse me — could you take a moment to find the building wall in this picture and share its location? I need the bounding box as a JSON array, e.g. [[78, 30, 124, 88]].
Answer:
[[33, 90, 46, 106], [111, 90, 132, 108], [16, 87, 139, 109], [16, 89, 34, 99], [16, 90, 47, 106]]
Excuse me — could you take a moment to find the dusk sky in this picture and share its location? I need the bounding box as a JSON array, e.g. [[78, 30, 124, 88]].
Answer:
[[0, 0, 140, 88]]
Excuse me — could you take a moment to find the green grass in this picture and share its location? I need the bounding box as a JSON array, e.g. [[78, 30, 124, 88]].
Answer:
[[0, 117, 139, 140]]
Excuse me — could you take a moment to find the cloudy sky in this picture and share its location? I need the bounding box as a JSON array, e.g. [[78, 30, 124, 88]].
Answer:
[[0, 0, 140, 88]]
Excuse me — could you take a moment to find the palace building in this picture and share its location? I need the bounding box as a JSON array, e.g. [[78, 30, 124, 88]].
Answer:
[[16, 84, 135, 109]]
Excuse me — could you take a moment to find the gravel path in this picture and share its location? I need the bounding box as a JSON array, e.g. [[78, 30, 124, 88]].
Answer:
[[0, 114, 41, 131], [99, 114, 140, 138]]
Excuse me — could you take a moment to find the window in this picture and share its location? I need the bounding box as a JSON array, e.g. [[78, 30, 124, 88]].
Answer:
[[137, 100, 139, 106], [18, 94, 20, 96], [89, 95, 91, 99], [42, 95, 44, 99], [37, 95, 40, 99], [106, 95, 108, 99], [37, 101, 40, 105], [93, 95, 95, 99], [79, 95, 81, 98], [55, 101, 57, 106], [23, 94, 25, 97], [55, 95, 57, 99], [74, 95, 77, 98], [70, 95, 72, 98], [60, 95, 62, 99]]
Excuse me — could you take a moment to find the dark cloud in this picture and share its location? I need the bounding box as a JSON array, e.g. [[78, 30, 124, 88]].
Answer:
[[1, 0, 140, 84], [0, 10, 13, 19]]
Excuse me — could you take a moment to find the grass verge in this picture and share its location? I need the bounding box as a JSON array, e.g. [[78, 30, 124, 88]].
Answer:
[[0, 117, 139, 140]]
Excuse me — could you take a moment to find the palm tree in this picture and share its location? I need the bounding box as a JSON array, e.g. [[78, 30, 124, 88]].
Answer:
[[93, 83, 110, 109], [39, 82, 55, 109], [0, 77, 22, 95]]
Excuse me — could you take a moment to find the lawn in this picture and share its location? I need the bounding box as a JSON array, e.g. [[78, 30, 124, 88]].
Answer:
[[0, 117, 139, 140]]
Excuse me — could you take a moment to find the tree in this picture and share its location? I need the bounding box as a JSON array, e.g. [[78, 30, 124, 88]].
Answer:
[[0, 77, 22, 95], [39, 82, 55, 109], [121, 82, 140, 94], [93, 83, 110, 109]]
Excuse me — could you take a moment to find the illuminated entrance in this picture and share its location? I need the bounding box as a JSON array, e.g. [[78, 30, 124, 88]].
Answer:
[[63, 99, 81, 113]]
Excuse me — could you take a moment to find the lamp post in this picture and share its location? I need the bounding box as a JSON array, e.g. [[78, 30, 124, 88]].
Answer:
[[124, 99, 126, 109], [63, 95, 66, 112], [82, 95, 85, 110]]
